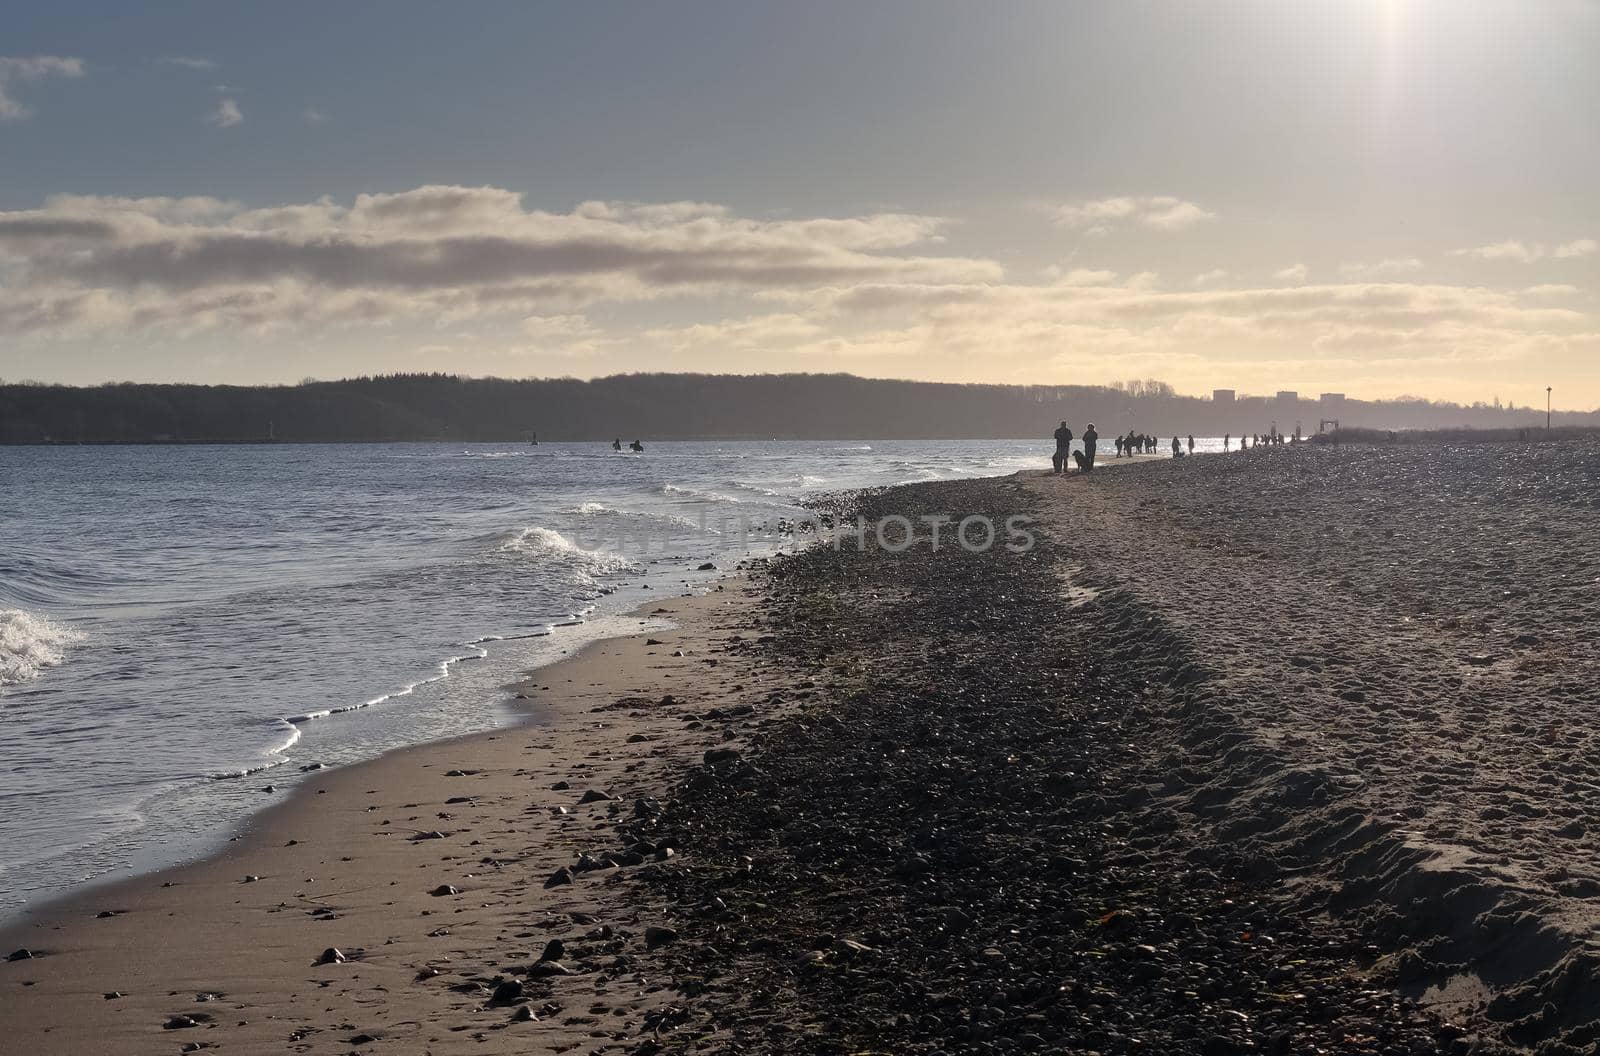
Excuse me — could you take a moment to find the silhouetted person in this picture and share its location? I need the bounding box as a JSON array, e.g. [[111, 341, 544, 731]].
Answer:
[[1223, 433, 1230, 451], [1115, 434, 1125, 457], [1079, 423, 1098, 472], [1051, 421, 1073, 474], [630, 439, 645, 452], [612, 438, 622, 451], [1187, 434, 1194, 454], [1171, 435, 1181, 456]]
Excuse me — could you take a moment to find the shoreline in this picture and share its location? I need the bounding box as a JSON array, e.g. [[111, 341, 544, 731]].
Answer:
[[8, 450, 1595, 1052], [0, 575, 789, 1054], [0, 599, 687, 930]]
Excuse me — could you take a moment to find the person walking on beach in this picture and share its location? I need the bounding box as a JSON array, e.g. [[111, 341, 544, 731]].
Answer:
[[1051, 420, 1073, 474], [1187, 434, 1194, 454], [1223, 433, 1230, 451], [1081, 422, 1098, 472], [1171, 435, 1182, 457]]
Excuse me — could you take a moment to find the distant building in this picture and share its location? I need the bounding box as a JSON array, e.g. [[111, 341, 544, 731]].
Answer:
[[1275, 390, 1299, 403], [1212, 389, 1236, 403], [1320, 392, 1345, 405]]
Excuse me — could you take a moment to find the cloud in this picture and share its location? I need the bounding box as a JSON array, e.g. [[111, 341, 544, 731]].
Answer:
[[4, 185, 1590, 392], [1193, 269, 1230, 287], [1339, 258, 1423, 277], [0, 56, 85, 120], [1041, 265, 1118, 286], [1454, 239, 1595, 263], [737, 278, 1593, 377], [1274, 264, 1308, 284], [209, 98, 243, 127], [0, 186, 997, 339], [304, 106, 328, 125], [158, 56, 217, 71], [1051, 196, 1215, 235]]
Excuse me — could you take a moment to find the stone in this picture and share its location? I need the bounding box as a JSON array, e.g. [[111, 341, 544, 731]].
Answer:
[[490, 978, 524, 1004], [528, 960, 572, 977], [645, 925, 679, 950]]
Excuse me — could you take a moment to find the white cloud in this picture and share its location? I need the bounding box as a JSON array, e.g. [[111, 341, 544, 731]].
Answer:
[[158, 56, 217, 71], [1274, 264, 1308, 284], [0, 186, 996, 339], [1193, 269, 1230, 287], [3, 184, 1591, 391], [1339, 257, 1423, 277], [1052, 196, 1215, 235], [0, 56, 85, 120], [744, 278, 1593, 376], [1454, 239, 1595, 263], [209, 98, 243, 127], [1042, 265, 1118, 286]]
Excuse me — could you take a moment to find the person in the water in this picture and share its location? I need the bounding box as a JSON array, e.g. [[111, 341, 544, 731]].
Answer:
[[629, 440, 645, 452], [612, 438, 622, 451]]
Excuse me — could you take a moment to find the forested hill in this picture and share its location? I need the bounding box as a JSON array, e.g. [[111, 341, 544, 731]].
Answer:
[[0, 373, 1588, 443]]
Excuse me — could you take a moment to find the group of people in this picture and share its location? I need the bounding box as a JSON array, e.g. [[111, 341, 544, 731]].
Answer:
[[1051, 420, 1099, 474], [1113, 432, 1191, 457], [611, 438, 646, 452], [1220, 431, 1287, 451], [1050, 424, 1201, 473]]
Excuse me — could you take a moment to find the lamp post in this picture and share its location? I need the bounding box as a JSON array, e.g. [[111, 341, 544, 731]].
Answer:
[[1547, 386, 1552, 434]]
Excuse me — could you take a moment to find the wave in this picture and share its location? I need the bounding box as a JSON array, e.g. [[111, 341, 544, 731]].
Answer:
[[570, 501, 710, 532], [0, 609, 86, 688], [496, 526, 640, 575], [659, 483, 742, 505]]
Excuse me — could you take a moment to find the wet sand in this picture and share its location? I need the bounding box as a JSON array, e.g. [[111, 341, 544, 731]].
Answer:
[[0, 580, 792, 1055]]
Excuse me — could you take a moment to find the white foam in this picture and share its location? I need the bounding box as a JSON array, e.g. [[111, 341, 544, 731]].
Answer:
[[0, 609, 86, 688], [497, 526, 640, 575]]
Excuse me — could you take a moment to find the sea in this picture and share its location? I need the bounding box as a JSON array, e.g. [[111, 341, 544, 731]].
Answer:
[[1, 437, 1164, 920]]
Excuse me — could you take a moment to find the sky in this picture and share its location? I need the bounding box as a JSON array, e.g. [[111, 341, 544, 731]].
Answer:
[[2, 1, 1597, 407]]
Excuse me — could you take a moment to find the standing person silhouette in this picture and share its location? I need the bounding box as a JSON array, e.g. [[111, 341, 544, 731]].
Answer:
[[612, 438, 622, 451], [1187, 434, 1194, 454], [1051, 421, 1073, 474], [1080, 422, 1098, 472]]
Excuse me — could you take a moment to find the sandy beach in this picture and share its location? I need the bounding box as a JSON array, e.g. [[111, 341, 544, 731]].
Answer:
[[7, 443, 1599, 1054], [0, 579, 793, 1055]]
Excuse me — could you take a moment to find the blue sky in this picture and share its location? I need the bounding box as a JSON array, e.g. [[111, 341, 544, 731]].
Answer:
[[3, 1, 1598, 405]]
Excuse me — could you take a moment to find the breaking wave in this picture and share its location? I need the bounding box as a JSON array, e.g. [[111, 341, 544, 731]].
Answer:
[[0, 609, 86, 689], [496, 526, 641, 575]]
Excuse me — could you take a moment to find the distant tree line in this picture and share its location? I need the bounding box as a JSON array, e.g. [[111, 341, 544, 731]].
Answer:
[[0, 372, 1591, 444]]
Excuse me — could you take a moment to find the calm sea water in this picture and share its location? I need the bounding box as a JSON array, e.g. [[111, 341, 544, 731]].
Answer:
[[0, 439, 1098, 918]]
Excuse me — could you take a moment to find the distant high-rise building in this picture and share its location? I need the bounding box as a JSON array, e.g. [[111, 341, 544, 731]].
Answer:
[[1275, 390, 1299, 403], [1320, 392, 1345, 405], [1212, 388, 1236, 403]]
